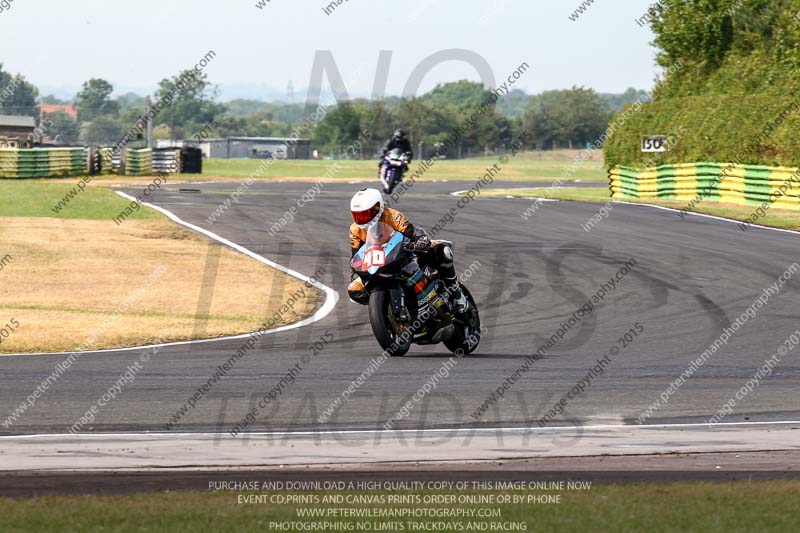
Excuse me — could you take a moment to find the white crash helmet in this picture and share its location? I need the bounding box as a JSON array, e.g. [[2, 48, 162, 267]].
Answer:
[[350, 188, 385, 229]]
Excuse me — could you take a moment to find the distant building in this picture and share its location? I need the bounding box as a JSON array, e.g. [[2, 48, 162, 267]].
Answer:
[[41, 104, 78, 120], [157, 136, 311, 159], [0, 115, 35, 139]]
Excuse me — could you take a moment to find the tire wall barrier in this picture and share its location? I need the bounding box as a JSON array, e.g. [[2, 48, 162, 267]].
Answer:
[[152, 148, 181, 174], [0, 147, 182, 178], [609, 162, 800, 210]]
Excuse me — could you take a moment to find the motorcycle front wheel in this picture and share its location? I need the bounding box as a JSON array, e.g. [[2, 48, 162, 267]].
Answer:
[[384, 169, 397, 194], [368, 290, 411, 357]]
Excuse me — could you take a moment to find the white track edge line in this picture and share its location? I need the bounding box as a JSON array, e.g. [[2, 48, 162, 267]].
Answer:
[[0, 192, 339, 358], [488, 192, 800, 236], [3, 420, 800, 440], [615, 200, 800, 236]]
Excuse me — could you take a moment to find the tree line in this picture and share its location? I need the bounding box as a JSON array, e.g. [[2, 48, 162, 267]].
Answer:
[[0, 64, 646, 158]]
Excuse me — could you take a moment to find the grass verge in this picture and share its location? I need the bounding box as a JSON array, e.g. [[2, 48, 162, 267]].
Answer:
[[195, 154, 606, 183], [485, 187, 800, 231], [0, 181, 160, 221], [1, 482, 798, 532], [483, 187, 612, 202], [54, 151, 604, 185], [0, 181, 320, 353], [29, 151, 605, 186]]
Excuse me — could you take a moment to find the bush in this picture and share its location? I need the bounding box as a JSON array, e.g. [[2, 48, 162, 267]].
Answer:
[[609, 2, 800, 169], [603, 95, 800, 168]]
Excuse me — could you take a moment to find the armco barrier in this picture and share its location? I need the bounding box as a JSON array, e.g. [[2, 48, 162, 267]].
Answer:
[[609, 163, 800, 210]]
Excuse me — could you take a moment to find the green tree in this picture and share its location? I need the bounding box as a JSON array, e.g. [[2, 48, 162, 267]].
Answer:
[[357, 99, 396, 155], [423, 81, 492, 110], [523, 87, 613, 149], [46, 111, 80, 145], [152, 124, 172, 140], [76, 79, 119, 122], [41, 94, 67, 105], [497, 89, 530, 117], [155, 69, 225, 139], [599, 88, 650, 111], [79, 115, 123, 146], [313, 102, 362, 156], [0, 64, 39, 117], [115, 92, 146, 110], [650, 0, 755, 71]]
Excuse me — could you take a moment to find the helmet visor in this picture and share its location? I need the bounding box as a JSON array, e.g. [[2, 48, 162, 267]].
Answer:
[[352, 202, 381, 225]]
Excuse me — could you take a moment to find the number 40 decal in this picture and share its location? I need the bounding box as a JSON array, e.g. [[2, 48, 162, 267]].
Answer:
[[363, 247, 386, 269]]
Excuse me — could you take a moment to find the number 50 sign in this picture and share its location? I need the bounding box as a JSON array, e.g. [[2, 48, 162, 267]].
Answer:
[[641, 136, 668, 153]]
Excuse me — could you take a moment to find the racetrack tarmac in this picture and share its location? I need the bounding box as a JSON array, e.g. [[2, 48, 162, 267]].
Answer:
[[2, 179, 799, 443], [3, 450, 800, 497]]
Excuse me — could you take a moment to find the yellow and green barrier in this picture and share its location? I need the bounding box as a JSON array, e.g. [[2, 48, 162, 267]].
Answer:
[[609, 163, 800, 210], [0, 147, 87, 179], [0, 147, 161, 178], [94, 147, 115, 175], [125, 148, 152, 177]]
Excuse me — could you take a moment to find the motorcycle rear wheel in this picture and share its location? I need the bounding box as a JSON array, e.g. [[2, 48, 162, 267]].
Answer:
[[369, 290, 411, 357]]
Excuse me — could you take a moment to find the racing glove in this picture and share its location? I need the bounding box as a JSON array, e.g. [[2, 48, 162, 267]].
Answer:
[[405, 235, 431, 252]]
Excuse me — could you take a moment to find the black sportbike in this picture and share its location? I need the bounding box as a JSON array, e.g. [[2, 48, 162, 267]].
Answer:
[[378, 148, 409, 194], [350, 221, 481, 357]]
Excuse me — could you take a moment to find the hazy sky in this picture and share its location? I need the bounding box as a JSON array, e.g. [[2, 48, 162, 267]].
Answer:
[[1, 0, 659, 100]]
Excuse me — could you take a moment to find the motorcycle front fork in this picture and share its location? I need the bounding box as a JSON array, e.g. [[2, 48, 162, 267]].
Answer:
[[389, 288, 411, 321]]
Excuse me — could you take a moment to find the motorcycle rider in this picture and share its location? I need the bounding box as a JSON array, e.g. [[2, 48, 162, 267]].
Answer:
[[379, 128, 413, 175], [347, 188, 468, 313]]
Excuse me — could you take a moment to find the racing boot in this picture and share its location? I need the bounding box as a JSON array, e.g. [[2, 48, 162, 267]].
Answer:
[[444, 275, 468, 314], [437, 244, 468, 314]]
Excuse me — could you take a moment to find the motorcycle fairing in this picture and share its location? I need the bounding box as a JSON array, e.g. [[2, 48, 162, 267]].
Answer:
[[351, 227, 404, 275]]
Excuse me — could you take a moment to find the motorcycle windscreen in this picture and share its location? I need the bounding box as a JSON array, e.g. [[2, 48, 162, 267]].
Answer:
[[351, 221, 404, 275], [387, 148, 404, 161]]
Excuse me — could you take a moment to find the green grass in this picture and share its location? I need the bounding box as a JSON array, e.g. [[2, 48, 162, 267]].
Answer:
[[197, 154, 606, 183], [635, 199, 800, 232], [0, 302, 255, 322], [483, 186, 612, 202], [0, 180, 160, 220], [2, 482, 799, 532], [485, 186, 800, 231]]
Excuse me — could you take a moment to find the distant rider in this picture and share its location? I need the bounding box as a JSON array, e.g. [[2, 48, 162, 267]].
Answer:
[[379, 128, 414, 175], [347, 188, 467, 313]]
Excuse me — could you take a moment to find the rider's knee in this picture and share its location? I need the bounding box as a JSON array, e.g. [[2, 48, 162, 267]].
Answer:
[[441, 244, 454, 262], [434, 243, 454, 269], [348, 278, 369, 305]]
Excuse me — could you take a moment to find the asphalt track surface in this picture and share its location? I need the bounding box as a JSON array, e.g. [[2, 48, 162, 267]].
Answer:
[[2, 179, 800, 440]]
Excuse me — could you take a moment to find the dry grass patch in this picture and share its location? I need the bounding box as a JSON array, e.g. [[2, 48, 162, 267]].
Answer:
[[0, 217, 320, 353]]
